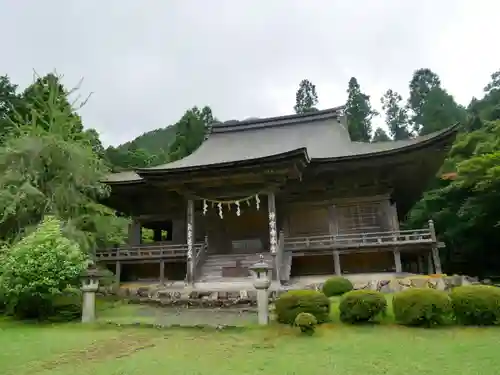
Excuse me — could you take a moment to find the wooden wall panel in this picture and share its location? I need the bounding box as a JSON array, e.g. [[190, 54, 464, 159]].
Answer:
[[287, 205, 329, 235], [340, 252, 394, 273]]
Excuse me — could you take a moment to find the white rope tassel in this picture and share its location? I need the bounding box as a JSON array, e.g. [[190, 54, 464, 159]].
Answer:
[[203, 200, 208, 215], [255, 194, 260, 210], [235, 201, 241, 216], [217, 202, 223, 219]]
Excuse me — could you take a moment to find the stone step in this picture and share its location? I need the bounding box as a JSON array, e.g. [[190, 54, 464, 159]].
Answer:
[[197, 252, 273, 282]]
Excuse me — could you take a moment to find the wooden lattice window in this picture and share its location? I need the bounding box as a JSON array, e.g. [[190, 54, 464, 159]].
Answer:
[[336, 202, 383, 234]]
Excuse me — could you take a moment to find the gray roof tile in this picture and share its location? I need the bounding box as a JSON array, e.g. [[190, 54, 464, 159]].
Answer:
[[103, 107, 457, 183]]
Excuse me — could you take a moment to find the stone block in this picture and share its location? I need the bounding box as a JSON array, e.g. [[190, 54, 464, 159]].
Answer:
[[409, 277, 429, 288]]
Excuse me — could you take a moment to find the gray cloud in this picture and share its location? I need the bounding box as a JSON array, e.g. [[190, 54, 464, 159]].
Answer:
[[1, 0, 498, 145]]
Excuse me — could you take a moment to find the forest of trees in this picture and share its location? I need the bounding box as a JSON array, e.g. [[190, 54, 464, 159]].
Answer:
[[0, 67, 499, 277]]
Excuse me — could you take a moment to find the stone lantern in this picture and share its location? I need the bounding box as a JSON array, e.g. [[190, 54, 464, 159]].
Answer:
[[80, 261, 104, 323], [249, 255, 272, 325]]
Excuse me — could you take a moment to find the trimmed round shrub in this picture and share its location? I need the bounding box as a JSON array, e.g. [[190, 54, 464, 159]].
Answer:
[[392, 288, 453, 327], [339, 290, 387, 324], [294, 312, 317, 335], [450, 285, 500, 326], [275, 290, 331, 325], [322, 276, 353, 297]]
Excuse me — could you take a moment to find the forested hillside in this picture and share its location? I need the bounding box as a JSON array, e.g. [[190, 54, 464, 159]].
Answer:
[[0, 68, 499, 277]]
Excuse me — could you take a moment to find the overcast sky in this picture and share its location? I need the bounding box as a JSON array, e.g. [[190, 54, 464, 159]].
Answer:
[[1, 1, 498, 146]]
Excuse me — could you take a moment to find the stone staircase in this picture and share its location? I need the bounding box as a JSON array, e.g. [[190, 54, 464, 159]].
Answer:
[[197, 252, 273, 282]]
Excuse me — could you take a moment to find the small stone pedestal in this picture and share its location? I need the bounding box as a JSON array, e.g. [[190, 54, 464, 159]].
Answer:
[[249, 255, 272, 325], [80, 262, 103, 324]]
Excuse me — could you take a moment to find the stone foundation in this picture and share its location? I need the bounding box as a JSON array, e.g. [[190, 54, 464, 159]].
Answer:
[[304, 274, 478, 293], [100, 274, 479, 309]]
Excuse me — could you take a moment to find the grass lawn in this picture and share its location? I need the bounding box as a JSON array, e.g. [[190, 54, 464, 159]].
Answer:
[[2, 313, 500, 375]]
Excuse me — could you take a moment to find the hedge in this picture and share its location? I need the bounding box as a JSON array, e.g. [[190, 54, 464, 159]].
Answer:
[[393, 288, 453, 327], [339, 290, 387, 324], [322, 276, 353, 297], [275, 290, 331, 324], [451, 285, 500, 325]]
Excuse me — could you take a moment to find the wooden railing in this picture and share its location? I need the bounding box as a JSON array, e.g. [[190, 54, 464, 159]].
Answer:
[[96, 242, 204, 260], [284, 228, 433, 251]]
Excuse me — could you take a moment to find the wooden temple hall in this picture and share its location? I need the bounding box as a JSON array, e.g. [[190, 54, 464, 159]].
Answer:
[[98, 107, 458, 285]]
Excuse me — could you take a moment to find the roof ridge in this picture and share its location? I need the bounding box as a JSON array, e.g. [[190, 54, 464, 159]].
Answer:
[[210, 106, 345, 134]]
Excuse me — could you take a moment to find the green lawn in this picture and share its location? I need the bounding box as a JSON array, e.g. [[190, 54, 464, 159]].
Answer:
[[2, 317, 500, 375]]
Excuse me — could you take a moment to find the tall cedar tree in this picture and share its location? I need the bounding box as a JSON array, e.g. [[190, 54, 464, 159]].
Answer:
[[294, 79, 319, 114], [345, 77, 377, 142], [380, 89, 411, 140], [408, 68, 465, 135]]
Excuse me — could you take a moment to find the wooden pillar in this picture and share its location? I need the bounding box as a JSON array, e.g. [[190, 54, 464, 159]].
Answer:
[[186, 199, 195, 283], [268, 193, 278, 280], [431, 245, 442, 274], [128, 219, 142, 245], [115, 260, 121, 285], [417, 255, 425, 274], [427, 253, 434, 274], [267, 193, 277, 254], [159, 259, 165, 283], [328, 205, 338, 235], [393, 249, 402, 273], [390, 203, 399, 231], [333, 250, 341, 276]]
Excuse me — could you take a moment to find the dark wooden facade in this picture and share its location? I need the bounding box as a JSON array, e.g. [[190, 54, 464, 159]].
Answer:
[[97, 108, 458, 284]]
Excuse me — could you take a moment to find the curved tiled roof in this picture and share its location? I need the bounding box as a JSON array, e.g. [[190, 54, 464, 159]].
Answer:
[[104, 107, 458, 183]]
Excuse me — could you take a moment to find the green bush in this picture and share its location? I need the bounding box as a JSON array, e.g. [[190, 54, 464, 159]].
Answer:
[[0, 216, 86, 320], [294, 312, 317, 335], [48, 288, 83, 322], [339, 290, 387, 324], [451, 285, 500, 326], [322, 276, 353, 297], [393, 288, 453, 327], [275, 290, 331, 325]]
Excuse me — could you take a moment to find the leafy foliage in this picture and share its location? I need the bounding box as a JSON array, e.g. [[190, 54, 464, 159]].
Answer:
[[339, 290, 387, 324], [0, 216, 86, 320], [392, 288, 453, 327], [405, 69, 500, 276], [0, 72, 127, 251], [167, 106, 214, 162], [345, 77, 377, 142], [407, 68, 465, 135], [322, 276, 353, 297], [450, 285, 500, 326], [380, 89, 411, 140], [0, 75, 20, 144], [294, 312, 317, 335], [274, 290, 331, 325], [294, 79, 319, 114], [105, 106, 213, 170], [371, 127, 391, 142]]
